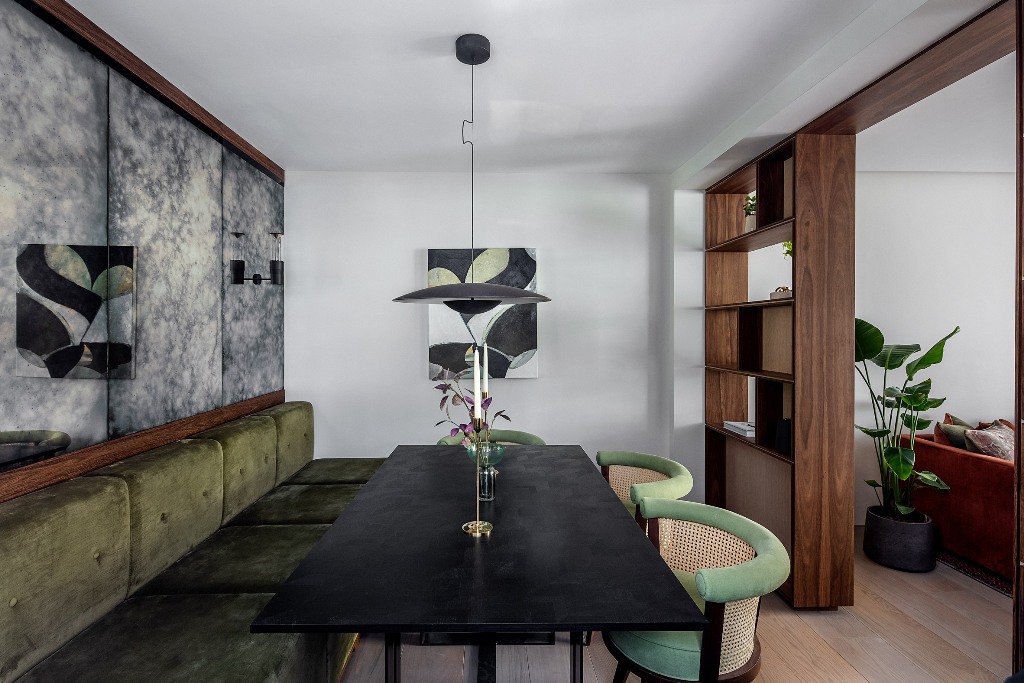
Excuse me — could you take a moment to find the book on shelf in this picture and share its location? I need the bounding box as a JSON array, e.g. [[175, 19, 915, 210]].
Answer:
[[723, 421, 755, 438]]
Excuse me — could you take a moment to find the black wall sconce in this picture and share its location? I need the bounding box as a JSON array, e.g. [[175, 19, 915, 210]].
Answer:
[[229, 231, 284, 286]]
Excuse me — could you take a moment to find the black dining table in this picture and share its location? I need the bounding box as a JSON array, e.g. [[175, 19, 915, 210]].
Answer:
[[251, 444, 707, 682]]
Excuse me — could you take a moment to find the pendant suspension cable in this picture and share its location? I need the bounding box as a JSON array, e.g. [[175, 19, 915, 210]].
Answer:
[[462, 65, 475, 284]]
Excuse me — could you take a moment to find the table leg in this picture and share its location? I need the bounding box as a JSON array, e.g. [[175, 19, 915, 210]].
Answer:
[[385, 632, 401, 683], [569, 631, 584, 683], [478, 637, 496, 683]]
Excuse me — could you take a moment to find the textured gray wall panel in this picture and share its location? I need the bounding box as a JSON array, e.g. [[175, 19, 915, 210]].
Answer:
[[107, 72, 223, 436], [221, 149, 284, 404], [0, 0, 108, 449]]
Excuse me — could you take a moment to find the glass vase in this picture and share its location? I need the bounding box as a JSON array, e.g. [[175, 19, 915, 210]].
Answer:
[[466, 442, 506, 502]]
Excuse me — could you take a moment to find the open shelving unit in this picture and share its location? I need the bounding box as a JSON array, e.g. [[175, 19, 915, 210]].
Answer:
[[704, 134, 855, 609]]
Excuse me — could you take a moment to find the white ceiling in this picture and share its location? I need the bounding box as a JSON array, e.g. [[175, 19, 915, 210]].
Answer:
[[67, 0, 1003, 180]]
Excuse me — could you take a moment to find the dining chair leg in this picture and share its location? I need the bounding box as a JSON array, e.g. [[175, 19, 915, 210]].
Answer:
[[384, 632, 401, 683], [570, 631, 585, 683], [612, 661, 630, 683]]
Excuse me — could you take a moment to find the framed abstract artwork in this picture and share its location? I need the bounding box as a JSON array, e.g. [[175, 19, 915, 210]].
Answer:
[[16, 244, 136, 379], [428, 247, 538, 380]]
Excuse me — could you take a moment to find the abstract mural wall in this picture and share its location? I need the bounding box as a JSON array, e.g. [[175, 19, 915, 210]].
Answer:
[[0, 0, 284, 461], [428, 247, 539, 380]]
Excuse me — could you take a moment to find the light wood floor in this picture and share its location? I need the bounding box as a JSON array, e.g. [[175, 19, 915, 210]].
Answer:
[[340, 530, 1012, 682]]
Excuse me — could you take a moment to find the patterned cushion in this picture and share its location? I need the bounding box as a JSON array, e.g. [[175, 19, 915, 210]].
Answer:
[[964, 421, 1014, 461]]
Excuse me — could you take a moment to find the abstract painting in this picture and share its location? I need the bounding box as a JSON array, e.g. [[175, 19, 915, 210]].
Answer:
[[16, 244, 135, 379], [428, 247, 538, 380]]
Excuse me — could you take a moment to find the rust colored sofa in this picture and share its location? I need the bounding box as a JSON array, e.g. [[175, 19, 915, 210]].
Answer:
[[904, 433, 1014, 580]]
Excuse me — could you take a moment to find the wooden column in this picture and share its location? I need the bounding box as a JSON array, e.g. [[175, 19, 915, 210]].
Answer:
[[1015, 0, 1024, 672]]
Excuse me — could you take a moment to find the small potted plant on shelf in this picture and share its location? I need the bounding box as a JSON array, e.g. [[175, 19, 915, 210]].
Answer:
[[854, 318, 957, 572], [742, 193, 756, 233]]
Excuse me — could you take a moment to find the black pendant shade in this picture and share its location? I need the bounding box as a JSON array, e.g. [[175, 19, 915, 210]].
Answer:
[[394, 282, 551, 314], [394, 33, 550, 312]]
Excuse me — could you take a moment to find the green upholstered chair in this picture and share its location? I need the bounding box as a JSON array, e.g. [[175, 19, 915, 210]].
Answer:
[[604, 498, 790, 683], [435, 429, 546, 446], [595, 451, 693, 526]]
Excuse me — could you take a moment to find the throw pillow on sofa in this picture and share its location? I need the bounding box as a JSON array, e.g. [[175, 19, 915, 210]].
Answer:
[[935, 413, 972, 449], [964, 420, 1014, 461]]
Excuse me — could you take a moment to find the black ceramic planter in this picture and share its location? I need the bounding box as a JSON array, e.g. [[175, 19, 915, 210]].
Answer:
[[863, 505, 935, 572]]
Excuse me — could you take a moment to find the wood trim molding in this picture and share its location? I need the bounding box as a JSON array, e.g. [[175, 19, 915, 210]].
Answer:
[[801, 0, 1014, 135], [16, 0, 284, 184], [0, 390, 285, 504]]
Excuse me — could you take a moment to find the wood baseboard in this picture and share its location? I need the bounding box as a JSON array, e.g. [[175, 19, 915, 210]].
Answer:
[[0, 390, 285, 504]]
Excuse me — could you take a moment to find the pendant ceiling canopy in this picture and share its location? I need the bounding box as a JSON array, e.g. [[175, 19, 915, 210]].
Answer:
[[394, 34, 551, 314]]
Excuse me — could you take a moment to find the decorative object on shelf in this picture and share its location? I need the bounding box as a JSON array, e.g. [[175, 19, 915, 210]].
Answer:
[[16, 244, 136, 379], [228, 231, 284, 285], [854, 318, 958, 572], [742, 193, 756, 233], [769, 286, 792, 300], [723, 420, 755, 438], [428, 247, 539, 380], [774, 418, 792, 455], [782, 240, 793, 258], [394, 34, 550, 315]]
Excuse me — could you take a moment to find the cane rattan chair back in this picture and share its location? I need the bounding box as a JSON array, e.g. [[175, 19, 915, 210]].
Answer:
[[604, 498, 789, 683], [595, 451, 693, 524]]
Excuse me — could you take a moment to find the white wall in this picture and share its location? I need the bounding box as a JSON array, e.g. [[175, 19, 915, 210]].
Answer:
[[673, 190, 707, 500], [285, 171, 676, 462], [853, 171, 1015, 521]]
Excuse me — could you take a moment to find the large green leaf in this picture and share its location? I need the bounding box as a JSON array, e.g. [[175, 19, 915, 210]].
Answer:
[[905, 326, 960, 380], [855, 319, 884, 362], [883, 446, 915, 480], [901, 414, 932, 431], [895, 502, 916, 516], [915, 470, 950, 490], [856, 424, 890, 438], [871, 344, 920, 370], [922, 396, 946, 410], [883, 386, 907, 398], [905, 379, 932, 397], [865, 479, 882, 488]]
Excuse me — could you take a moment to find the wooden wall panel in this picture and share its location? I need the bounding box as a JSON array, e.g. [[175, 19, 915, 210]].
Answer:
[[791, 134, 856, 608], [726, 439, 793, 554], [0, 390, 284, 504], [705, 370, 747, 425], [801, 0, 1014, 135], [705, 194, 747, 247], [17, 0, 283, 183], [705, 252, 747, 307]]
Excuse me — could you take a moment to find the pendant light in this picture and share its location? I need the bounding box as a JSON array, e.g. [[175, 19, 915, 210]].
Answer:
[[394, 34, 550, 314]]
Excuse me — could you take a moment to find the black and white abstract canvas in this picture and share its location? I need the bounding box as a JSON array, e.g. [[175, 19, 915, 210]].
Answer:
[[16, 244, 135, 379], [428, 247, 538, 380]]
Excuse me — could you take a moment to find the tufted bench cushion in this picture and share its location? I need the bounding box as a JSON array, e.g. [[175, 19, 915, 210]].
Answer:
[[255, 401, 315, 485], [0, 478, 130, 681], [86, 439, 224, 593], [195, 416, 277, 523], [284, 457, 386, 485], [17, 594, 338, 683], [229, 484, 361, 525]]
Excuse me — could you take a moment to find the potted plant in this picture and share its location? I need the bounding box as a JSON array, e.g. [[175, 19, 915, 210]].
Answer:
[[854, 318, 957, 571], [742, 194, 756, 233]]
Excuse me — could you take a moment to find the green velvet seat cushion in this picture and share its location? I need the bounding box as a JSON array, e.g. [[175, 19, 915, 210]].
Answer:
[[18, 594, 346, 683], [228, 484, 361, 526], [605, 628, 703, 682], [436, 429, 546, 446], [87, 439, 224, 593], [138, 525, 330, 596], [255, 401, 315, 485], [0, 478, 131, 682], [195, 416, 278, 523], [284, 457, 385, 485]]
